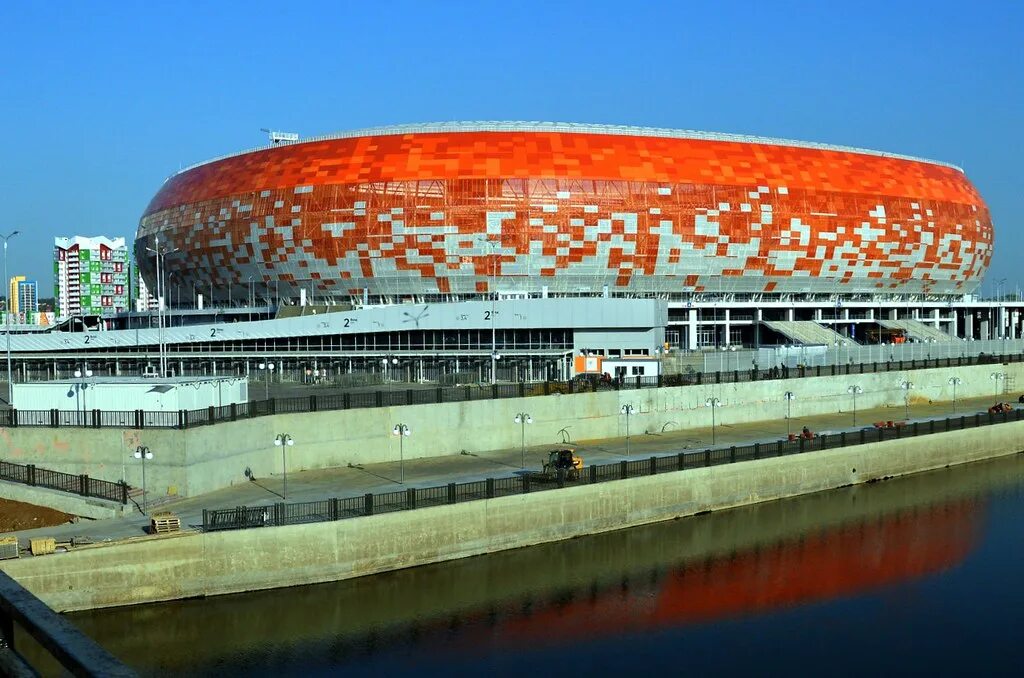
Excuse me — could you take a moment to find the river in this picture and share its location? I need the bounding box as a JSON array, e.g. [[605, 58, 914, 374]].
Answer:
[[53, 454, 1024, 675]]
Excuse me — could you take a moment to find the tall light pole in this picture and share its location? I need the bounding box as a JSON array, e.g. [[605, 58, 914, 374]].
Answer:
[[899, 380, 914, 420], [783, 391, 796, 436], [847, 385, 863, 426], [948, 376, 962, 414], [1, 230, 18, 406], [478, 236, 499, 385], [705, 397, 721, 444], [392, 423, 410, 483], [133, 445, 153, 513], [990, 372, 1005, 405], [146, 235, 179, 378], [513, 412, 533, 469], [273, 433, 294, 499], [258, 361, 275, 400], [620, 404, 636, 456]]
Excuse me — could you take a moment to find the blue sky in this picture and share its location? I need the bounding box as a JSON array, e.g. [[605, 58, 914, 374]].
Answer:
[[1, 0, 1021, 295]]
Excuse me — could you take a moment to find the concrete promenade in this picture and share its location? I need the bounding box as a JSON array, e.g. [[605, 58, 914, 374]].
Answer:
[[1, 391, 1012, 547], [2, 361, 1021, 500], [2, 409, 1022, 612]]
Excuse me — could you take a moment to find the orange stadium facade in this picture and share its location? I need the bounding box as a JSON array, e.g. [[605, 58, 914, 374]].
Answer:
[[135, 122, 993, 303]]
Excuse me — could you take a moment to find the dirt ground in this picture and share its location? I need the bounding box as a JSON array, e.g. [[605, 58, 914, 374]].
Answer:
[[0, 498, 74, 533]]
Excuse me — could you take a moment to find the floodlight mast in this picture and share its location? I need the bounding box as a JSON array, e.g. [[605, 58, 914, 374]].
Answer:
[[260, 128, 300, 144]]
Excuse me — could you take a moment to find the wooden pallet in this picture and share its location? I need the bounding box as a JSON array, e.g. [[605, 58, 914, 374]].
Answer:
[[150, 512, 181, 535]]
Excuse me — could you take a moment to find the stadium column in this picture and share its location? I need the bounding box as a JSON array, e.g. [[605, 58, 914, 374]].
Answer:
[[723, 309, 731, 347]]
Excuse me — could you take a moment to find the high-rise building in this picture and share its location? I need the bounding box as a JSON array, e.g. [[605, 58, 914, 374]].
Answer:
[[9, 277, 38, 314], [8, 275, 25, 314], [135, 266, 159, 312], [54, 236, 129, 318]]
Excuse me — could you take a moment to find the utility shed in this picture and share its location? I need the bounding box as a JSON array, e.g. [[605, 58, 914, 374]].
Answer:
[[601, 356, 663, 378], [12, 376, 249, 413]]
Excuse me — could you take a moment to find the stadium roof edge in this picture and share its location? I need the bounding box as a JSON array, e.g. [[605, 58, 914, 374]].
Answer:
[[168, 121, 965, 180]]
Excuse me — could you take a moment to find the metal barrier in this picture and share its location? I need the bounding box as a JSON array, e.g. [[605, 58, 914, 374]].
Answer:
[[0, 460, 128, 505], [201, 406, 1023, 532], [0, 570, 134, 676], [3, 353, 1020, 432]]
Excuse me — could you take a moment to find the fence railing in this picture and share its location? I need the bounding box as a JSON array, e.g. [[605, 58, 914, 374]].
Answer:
[[202, 406, 1024, 532], [0, 459, 128, 505], [0, 570, 134, 676], [1, 353, 1020, 431]]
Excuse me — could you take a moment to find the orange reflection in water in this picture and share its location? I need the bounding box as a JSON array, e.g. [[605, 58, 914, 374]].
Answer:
[[471, 499, 982, 644]]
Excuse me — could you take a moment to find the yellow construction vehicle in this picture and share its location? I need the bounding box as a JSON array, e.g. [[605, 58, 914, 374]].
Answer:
[[541, 448, 584, 481]]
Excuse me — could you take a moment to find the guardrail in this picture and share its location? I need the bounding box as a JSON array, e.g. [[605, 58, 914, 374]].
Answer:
[[0, 353, 1019, 431], [0, 460, 128, 505], [202, 406, 1024, 532], [0, 570, 134, 676]]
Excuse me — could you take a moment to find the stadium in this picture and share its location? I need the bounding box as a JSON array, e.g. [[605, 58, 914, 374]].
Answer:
[[6, 123, 1013, 384], [136, 121, 992, 302]]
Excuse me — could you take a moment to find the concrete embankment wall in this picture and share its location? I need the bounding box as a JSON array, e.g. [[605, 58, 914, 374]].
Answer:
[[3, 420, 1022, 612], [0, 482, 125, 520], [1, 361, 1021, 498]]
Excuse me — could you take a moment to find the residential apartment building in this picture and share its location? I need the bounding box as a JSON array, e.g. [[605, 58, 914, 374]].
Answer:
[[135, 265, 159, 312], [9, 276, 38, 314], [53, 236, 129, 318]]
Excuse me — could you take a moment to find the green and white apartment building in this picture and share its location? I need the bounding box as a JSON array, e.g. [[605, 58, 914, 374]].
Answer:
[[53, 236, 130, 320]]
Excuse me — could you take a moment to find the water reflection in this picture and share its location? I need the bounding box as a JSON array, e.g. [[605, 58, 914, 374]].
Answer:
[[66, 455, 1024, 676]]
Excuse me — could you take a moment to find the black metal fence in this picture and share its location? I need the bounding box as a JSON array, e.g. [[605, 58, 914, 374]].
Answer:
[[202, 406, 1024, 532], [0, 459, 128, 505], [2, 352, 1019, 431]]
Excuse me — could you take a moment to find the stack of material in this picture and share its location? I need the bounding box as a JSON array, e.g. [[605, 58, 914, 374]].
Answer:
[[150, 512, 182, 535], [0, 536, 19, 560], [29, 537, 56, 556]]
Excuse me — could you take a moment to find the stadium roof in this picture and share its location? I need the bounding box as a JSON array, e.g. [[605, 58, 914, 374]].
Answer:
[[172, 121, 963, 179]]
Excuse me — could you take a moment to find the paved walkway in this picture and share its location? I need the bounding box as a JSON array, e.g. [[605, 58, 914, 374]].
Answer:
[[2, 393, 1014, 546]]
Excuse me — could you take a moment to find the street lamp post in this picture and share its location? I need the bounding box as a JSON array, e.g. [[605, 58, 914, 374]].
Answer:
[[990, 372, 1005, 405], [1, 230, 19, 406], [899, 380, 914, 420], [73, 367, 93, 423], [382, 356, 398, 387], [133, 445, 153, 512], [620, 404, 636, 456], [948, 376, 962, 414], [705, 397, 721, 444], [392, 423, 410, 483], [258, 361, 275, 400], [513, 412, 533, 469], [273, 433, 294, 499], [847, 385, 863, 426], [783, 391, 795, 436]]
